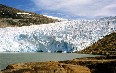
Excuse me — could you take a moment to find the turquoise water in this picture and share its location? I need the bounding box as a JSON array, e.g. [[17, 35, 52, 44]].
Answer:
[[0, 53, 99, 70]]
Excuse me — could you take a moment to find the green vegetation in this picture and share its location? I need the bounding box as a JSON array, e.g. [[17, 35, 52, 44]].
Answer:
[[0, 4, 58, 27], [77, 32, 116, 55]]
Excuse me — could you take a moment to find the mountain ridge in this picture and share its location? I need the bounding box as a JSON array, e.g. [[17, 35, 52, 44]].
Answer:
[[0, 4, 58, 27]]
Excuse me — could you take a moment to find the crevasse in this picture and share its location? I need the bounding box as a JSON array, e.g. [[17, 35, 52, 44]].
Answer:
[[0, 17, 116, 53]]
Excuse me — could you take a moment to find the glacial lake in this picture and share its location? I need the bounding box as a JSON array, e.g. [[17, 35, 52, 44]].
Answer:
[[0, 53, 100, 70]]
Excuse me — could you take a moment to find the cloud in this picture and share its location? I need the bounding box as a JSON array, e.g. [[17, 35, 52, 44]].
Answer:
[[31, 0, 116, 18], [95, 4, 116, 16]]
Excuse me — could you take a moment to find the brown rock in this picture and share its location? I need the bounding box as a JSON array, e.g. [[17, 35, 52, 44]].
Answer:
[[1, 61, 91, 73]]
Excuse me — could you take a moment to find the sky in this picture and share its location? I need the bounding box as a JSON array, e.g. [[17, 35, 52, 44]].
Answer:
[[0, 0, 116, 19]]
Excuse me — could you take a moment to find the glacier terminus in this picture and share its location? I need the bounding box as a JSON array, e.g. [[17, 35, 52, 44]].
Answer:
[[0, 17, 116, 53]]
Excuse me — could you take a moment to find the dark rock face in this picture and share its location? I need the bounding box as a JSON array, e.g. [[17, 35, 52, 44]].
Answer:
[[60, 56, 116, 73], [88, 61, 116, 73]]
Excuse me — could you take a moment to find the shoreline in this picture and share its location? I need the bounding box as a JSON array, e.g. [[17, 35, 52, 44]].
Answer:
[[1, 55, 116, 73], [0, 53, 100, 71]]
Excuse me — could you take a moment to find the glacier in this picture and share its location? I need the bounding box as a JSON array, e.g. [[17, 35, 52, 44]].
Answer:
[[0, 17, 116, 53]]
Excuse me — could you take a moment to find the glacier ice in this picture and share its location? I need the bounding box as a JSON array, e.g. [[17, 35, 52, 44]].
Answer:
[[0, 17, 116, 52]]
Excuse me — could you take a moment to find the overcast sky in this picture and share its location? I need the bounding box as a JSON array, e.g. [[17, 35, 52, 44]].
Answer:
[[0, 0, 116, 19]]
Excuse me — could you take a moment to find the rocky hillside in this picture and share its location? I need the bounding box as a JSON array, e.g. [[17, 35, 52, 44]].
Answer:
[[77, 32, 116, 55], [0, 4, 58, 27]]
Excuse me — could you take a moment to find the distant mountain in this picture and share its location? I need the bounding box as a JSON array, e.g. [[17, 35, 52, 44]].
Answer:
[[0, 4, 58, 27], [77, 32, 116, 55]]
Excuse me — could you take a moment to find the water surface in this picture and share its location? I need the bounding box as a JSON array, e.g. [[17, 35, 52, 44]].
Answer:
[[0, 53, 99, 70]]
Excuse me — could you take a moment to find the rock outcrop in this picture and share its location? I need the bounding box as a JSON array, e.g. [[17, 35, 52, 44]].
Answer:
[[60, 55, 116, 73], [1, 56, 116, 73], [0, 61, 90, 73]]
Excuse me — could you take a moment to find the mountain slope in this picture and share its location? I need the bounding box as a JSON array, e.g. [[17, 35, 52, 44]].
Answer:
[[77, 32, 116, 55], [0, 4, 58, 27]]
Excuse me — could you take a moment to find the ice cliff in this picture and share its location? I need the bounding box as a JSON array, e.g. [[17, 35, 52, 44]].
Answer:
[[0, 17, 116, 52]]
